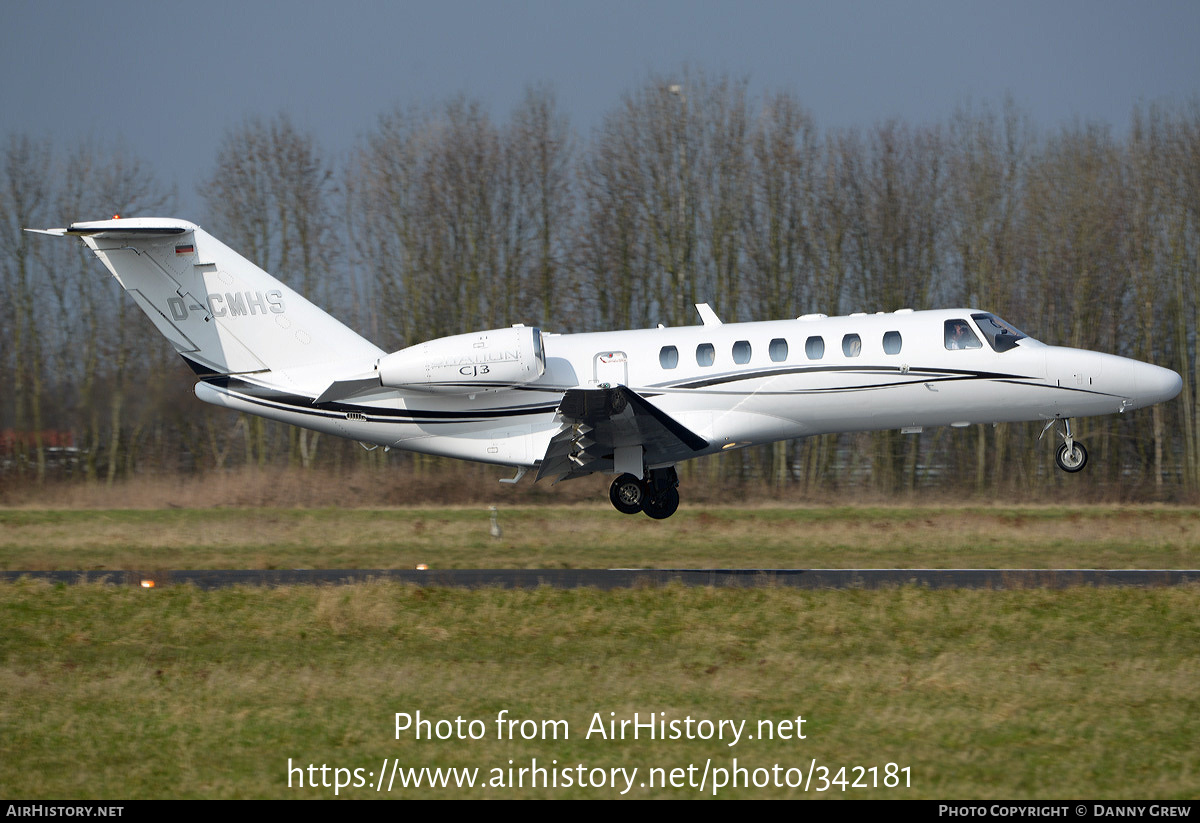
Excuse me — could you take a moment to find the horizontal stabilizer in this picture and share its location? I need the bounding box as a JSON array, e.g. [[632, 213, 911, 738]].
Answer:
[[27, 218, 193, 239], [29, 217, 384, 383], [314, 375, 383, 404]]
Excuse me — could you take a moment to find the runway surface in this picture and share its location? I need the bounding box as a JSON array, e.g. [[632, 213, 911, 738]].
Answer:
[[2, 568, 1199, 590]]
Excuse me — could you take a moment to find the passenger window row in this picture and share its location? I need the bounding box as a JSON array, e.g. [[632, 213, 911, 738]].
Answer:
[[659, 331, 904, 369]]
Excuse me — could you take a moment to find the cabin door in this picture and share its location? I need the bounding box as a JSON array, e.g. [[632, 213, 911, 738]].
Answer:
[[593, 351, 629, 387]]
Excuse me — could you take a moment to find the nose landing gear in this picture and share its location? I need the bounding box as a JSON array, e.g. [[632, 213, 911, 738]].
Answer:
[[1044, 418, 1089, 473], [608, 466, 680, 518], [1056, 440, 1088, 472]]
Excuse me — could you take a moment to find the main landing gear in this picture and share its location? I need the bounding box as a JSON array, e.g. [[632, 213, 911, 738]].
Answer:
[[1044, 417, 1089, 473], [609, 467, 680, 519]]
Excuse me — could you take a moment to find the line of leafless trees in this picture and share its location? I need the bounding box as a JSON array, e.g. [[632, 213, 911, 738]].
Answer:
[[2, 69, 1198, 499]]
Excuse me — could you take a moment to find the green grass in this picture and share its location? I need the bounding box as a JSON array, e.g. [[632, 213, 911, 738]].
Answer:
[[1, 580, 1197, 798], [1, 505, 1198, 798], [1, 505, 1197, 570]]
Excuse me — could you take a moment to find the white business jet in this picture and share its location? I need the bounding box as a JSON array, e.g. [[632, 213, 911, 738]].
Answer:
[[31, 218, 1182, 519]]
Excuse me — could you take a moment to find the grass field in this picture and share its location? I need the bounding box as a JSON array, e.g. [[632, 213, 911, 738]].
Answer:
[[1, 504, 1198, 799], [1, 505, 1198, 570]]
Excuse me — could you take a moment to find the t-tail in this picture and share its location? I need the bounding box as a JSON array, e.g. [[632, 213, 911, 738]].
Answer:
[[30, 218, 383, 392]]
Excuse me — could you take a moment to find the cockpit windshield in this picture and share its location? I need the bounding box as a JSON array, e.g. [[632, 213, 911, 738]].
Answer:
[[971, 313, 1027, 353]]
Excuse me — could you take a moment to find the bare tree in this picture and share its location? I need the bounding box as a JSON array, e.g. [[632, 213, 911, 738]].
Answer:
[[743, 92, 820, 319], [53, 140, 174, 482], [836, 121, 945, 492], [945, 100, 1032, 492], [0, 135, 53, 480], [577, 104, 652, 330], [508, 84, 576, 328], [202, 114, 335, 468], [581, 69, 752, 329], [842, 120, 944, 313], [1128, 104, 1178, 489]]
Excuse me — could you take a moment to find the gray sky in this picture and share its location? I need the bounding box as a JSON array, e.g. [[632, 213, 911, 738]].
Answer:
[[3, 0, 1198, 218]]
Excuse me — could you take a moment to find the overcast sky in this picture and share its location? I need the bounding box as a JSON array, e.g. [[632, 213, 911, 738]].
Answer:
[[3, 0, 1198, 218]]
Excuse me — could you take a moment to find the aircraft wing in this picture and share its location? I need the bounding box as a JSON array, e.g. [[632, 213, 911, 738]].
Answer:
[[536, 386, 709, 483]]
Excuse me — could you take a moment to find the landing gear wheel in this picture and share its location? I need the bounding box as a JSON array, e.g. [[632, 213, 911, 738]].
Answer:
[[642, 487, 680, 520], [1055, 441, 1088, 473], [609, 473, 647, 514]]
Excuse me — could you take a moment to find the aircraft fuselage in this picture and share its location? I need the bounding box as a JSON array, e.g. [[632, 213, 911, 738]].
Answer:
[[195, 307, 1181, 468]]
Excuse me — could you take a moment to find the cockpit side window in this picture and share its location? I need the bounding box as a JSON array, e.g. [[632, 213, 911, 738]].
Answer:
[[971, 313, 1026, 353], [945, 319, 982, 350]]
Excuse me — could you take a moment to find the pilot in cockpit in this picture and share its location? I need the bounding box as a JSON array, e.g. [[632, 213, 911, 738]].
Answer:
[[950, 321, 969, 350], [945, 320, 980, 350]]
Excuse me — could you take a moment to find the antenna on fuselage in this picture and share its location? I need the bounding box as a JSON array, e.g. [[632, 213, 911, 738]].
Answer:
[[695, 303, 722, 326]]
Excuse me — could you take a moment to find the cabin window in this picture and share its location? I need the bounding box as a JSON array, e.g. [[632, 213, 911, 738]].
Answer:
[[732, 340, 752, 365], [659, 345, 679, 369], [945, 319, 982, 350], [696, 343, 715, 367], [842, 334, 862, 357], [883, 331, 902, 355], [805, 336, 825, 360], [769, 338, 788, 362]]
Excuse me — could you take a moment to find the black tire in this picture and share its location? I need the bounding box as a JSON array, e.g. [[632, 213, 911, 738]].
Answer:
[[609, 473, 646, 514], [642, 487, 680, 520], [1055, 441, 1088, 473]]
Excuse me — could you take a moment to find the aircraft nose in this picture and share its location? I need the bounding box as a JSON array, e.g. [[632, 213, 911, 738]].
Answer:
[[1137, 363, 1183, 406]]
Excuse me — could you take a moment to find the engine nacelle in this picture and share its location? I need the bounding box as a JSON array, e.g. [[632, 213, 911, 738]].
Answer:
[[377, 326, 545, 394]]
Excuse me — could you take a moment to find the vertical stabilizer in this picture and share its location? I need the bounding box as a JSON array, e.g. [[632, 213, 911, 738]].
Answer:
[[45, 218, 382, 381]]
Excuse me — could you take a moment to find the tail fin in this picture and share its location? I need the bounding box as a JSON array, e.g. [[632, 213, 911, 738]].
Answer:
[[34, 218, 382, 383]]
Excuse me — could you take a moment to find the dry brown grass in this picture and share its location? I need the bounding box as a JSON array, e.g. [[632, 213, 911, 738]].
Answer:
[[4, 462, 1193, 511], [1, 504, 1197, 571], [0, 465, 575, 509]]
